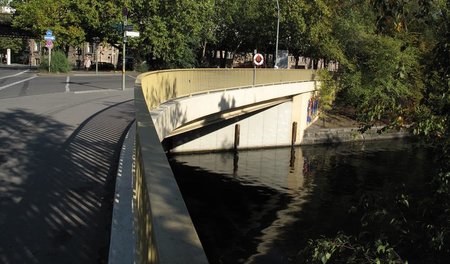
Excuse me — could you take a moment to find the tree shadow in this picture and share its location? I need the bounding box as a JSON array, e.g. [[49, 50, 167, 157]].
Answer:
[[0, 100, 134, 264]]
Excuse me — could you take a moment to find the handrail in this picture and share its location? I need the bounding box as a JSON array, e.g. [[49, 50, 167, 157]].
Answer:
[[137, 68, 317, 110]]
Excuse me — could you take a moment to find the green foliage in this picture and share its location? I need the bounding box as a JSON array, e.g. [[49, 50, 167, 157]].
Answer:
[[317, 69, 338, 126], [300, 232, 405, 264], [39, 50, 71, 73], [11, 0, 124, 51], [130, 0, 215, 68], [0, 37, 24, 53], [12, 0, 85, 50], [135, 61, 149, 73]]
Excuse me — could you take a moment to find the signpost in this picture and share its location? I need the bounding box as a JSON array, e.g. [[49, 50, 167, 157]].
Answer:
[[44, 30, 55, 72], [252, 51, 264, 86], [121, 9, 140, 90]]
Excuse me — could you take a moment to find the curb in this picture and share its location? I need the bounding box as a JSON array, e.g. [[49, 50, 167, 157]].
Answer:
[[109, 122, 136, 264]]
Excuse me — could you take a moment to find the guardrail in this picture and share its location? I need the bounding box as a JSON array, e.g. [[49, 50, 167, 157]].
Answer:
[[134, 69, 316, 263]]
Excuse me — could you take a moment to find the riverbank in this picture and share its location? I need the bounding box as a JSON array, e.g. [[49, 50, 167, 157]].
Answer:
[[302, 113, 411, 145]]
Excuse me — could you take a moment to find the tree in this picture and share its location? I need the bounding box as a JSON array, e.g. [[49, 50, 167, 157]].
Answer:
[[130, 0, 215, 68], [0, 37, 24, 53], [11, 0, 85, 53], [300, 1, 450, 262], [10, 0, 125, 53]]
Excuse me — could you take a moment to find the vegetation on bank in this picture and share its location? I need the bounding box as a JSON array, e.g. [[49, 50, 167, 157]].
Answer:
[[4, 0, 449, 262]]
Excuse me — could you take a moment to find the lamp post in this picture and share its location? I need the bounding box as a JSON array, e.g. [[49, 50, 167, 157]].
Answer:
[[122, 7, 127, 91], [275, 0, 280, 68], [93, 37, 100, 75]]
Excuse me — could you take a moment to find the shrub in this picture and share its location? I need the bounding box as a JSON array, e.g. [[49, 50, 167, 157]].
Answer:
[[39, 50, 71, 73], [135, 61, 149, 72]]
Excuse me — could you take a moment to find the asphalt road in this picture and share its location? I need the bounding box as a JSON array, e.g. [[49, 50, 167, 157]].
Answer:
[[0, 68, 136, 263], [0, 68, 137, 99]]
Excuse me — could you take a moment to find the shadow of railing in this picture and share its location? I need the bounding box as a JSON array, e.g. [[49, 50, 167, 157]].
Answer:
[[0, 101, 134, 264]]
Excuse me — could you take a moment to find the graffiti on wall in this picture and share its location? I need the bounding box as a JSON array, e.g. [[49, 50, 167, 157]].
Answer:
[[307, 97, 319, 124]]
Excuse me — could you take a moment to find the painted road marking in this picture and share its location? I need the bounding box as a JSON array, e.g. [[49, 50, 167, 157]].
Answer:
[[0, 70, 30, 80], [0, 75, 37, 91], [73, 89, 120, 94], [65, 76, 70, 92]]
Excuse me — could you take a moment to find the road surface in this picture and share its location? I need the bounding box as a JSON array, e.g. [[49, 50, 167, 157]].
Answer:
[[0, 68, 137, 264]]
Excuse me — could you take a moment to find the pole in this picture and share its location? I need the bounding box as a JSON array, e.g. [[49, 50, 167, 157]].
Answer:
[[48, 48, 51, 72], [275, 0, 280, 68], [122, 14, 127, 91], [95, 42, 98, 75], [6, 49, 11, 65], [253, 49, 256, 86]]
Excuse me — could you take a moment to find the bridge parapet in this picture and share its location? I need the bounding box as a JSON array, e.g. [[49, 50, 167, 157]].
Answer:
[[133, 69, 318, 263]]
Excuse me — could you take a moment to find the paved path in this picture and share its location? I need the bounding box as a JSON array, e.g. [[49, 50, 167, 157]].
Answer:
[[0, 69, 135, 263]]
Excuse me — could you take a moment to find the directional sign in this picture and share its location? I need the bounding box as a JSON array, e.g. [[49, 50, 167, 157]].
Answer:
[[44, 29, 56, 41], [125, 31, 140, 38], [112, 23, 123, 31]]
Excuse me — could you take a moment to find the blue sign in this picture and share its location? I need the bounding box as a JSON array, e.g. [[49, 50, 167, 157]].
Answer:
[[44, 29, 55, 41]]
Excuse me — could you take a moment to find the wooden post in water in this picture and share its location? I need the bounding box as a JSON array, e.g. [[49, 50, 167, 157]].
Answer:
[[291, 122, 298, 145], [234, 124, 240, 152]]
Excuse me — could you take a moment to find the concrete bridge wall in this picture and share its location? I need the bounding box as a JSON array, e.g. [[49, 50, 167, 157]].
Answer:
[[151, 81, 318, 153]]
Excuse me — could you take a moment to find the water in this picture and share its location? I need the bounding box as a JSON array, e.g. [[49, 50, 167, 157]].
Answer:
[[168, 139, 434, 264]]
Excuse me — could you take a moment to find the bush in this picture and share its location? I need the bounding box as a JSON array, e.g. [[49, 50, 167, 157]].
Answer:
[[39, 50, 71, 73], [135, 61, 149, 72]]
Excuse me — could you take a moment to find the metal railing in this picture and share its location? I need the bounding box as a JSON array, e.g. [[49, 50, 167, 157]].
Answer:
[[137, 68, 317, 109]]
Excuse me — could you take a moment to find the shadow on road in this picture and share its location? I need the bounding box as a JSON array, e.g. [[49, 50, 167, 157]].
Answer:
[[0, 100, 134, 264]]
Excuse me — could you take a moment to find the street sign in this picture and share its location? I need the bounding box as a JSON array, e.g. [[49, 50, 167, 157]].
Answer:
[[124, 25, 134, 31], [44, 29, 56, 41], [253, 53, 264, 66], [112, 23, 123, 31], [45, 40, 53, 48], [125, 31, 140, 38]]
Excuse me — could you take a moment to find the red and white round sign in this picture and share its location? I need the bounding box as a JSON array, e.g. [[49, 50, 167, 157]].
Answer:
[[253, 53, 264, 66]]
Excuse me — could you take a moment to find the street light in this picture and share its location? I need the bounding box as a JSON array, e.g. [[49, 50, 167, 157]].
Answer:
[[275, 0, 280, 68], [93, 37, 100, 75]]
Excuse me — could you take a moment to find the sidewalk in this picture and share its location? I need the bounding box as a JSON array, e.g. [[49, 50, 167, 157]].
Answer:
[[0, 90, 135, 264]]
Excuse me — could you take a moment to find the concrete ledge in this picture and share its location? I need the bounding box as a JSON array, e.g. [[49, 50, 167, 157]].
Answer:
[[109, 122, 136, 264], [135, 85, 209, 264], [302, 126, 411, 145]]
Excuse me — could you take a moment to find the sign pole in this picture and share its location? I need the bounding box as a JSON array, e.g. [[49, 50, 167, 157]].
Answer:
[[44, 29, 55, 72], [48, 48, 51, 72], [122, 8, 127, 91], [253, 50, 256, 86]]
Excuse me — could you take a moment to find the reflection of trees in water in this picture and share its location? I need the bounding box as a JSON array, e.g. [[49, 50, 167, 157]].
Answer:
[[171, 140, 430, 263]]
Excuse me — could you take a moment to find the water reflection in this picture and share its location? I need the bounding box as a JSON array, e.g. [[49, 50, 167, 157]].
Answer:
[[169, 139, 432, 264]]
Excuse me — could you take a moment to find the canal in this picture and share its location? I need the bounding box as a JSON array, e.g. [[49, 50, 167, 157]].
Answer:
[[168, 139, 434, 264]]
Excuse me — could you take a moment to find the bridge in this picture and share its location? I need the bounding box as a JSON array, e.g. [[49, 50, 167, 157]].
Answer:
[[110, 69, 320, 263]]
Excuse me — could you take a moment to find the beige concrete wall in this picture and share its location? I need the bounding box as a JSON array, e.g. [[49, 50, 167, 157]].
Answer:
[[149, 81, 317, 152]]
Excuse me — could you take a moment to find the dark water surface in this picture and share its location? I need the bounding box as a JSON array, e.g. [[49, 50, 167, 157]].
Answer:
[[168, 139, 434, 264]]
